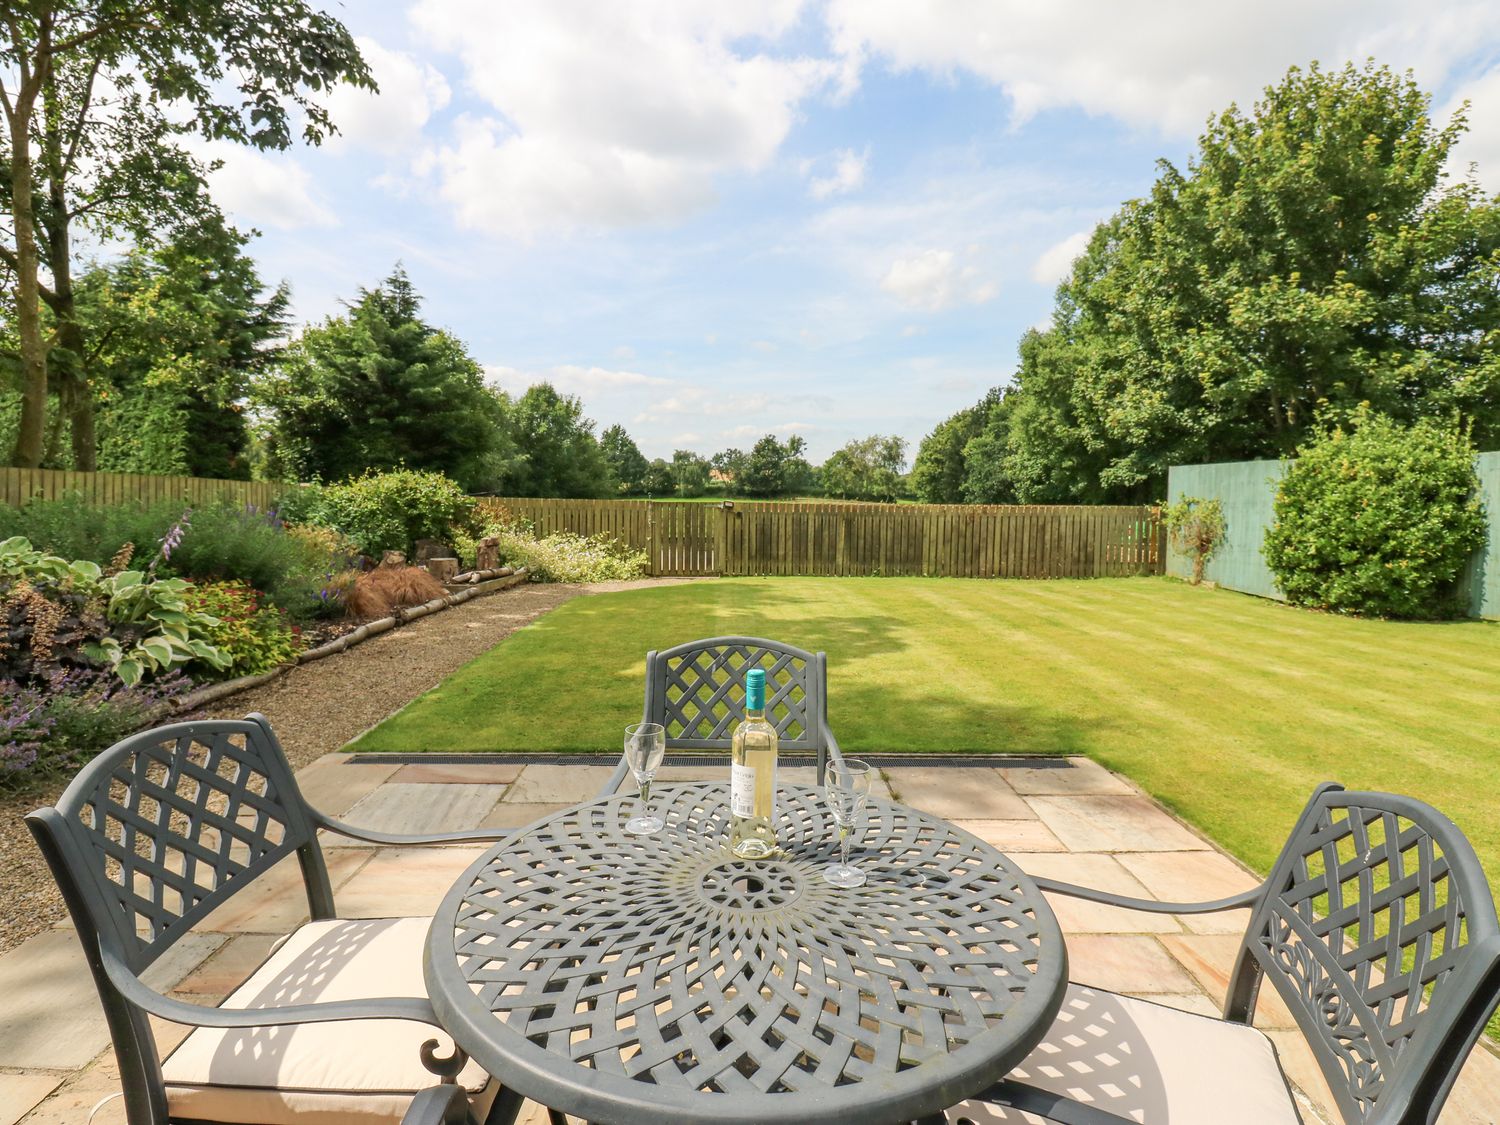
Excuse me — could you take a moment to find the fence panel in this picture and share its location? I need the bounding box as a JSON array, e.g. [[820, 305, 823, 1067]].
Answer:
[[0, 467, 278, 512], [490, 497, 1161, 579]]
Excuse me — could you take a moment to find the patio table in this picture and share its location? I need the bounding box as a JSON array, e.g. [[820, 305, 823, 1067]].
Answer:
[[424, 781, 1067, 1125]]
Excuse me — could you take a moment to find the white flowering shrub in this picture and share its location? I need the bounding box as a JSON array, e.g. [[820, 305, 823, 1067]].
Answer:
[[491, 525, 649, 583]]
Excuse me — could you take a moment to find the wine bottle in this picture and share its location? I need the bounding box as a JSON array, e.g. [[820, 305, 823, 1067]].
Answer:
[[728, 667, 778, 859]]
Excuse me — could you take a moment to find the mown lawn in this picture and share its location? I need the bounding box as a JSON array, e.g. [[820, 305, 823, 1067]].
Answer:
[[353, 577, 1500, 881]]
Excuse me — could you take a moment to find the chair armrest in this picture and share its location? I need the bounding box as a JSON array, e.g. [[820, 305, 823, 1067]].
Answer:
[[824, 726, 844, 767], [401, 1084, 470, 1125], [102, 946, 445, 1032], [1031, 875, 1263, 915], [309, 809, 519, 847]]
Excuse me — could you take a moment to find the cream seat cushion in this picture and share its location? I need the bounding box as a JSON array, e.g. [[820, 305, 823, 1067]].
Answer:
[[163, 917, 498, 1125], [947, 985, 1301, 1124]]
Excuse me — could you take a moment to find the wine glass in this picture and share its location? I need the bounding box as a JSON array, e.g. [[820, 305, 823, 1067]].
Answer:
[[823, 758, 872, 887], [623, 722, 666, 835]]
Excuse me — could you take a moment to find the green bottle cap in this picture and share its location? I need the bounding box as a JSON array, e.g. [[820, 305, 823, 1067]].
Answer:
[[745, 668, 765, 711]]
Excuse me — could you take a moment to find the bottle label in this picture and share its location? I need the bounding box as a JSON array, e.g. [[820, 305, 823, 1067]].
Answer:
[[730, 763, 758, 818]]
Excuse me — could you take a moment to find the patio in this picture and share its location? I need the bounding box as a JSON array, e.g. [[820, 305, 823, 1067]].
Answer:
[[4, 751, 1499, 1124]]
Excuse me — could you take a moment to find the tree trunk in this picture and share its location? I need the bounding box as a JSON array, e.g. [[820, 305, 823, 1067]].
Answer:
[[7, 96, 48, 468], [47, 231, 95, 470]]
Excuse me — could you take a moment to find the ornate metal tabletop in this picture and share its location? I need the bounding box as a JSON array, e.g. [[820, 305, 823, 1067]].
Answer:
[[425, 782, 1067, 1125]]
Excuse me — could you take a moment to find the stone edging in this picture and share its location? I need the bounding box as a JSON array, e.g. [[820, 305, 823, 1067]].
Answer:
[[161, 567, 532, 715]]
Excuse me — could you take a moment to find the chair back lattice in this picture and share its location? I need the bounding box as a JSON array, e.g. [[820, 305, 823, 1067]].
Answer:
[[645, 637, 825, 753], [1234, 786, 1500, 1124], [30, 717, 324, 973]]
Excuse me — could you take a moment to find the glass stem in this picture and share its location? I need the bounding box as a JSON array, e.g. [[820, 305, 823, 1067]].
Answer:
[[839, 822, 850, 869], [639, 778, 651, 820]]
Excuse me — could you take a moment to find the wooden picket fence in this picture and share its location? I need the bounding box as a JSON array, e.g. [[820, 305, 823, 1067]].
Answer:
[[0, 467, 278, 511], [484, 497, 1163, 579]]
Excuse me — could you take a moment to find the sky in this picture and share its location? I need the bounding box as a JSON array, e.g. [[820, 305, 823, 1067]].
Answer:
[[194, 1, 1500, 463]]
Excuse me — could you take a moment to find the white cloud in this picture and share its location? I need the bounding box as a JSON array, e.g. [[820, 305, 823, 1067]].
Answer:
[[195, 143, 335, 230], [635, 388, 771, 422], [324, 38, 450, 154], [1441, 70, 1500, 193], [724, 422, 813, 438], [809, 147, 869, 199], [880, 249, 997, 311], [1031, 230, 1092, 286], [824, 1, 1495, 136], [409, 1, 835, 236], [485, 364, 672, 397]]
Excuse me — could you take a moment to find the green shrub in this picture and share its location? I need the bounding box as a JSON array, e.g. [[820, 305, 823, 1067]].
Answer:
[[293, 469, 478, 558], [1165, 496, 1226, 585], [0, 536, 231, 685], [1262, 411, 1486, 618], [0, 668, 188, 789], [0, 496, 353, 622], [181, 581, 304, 678], [492, 525, 649, 583]]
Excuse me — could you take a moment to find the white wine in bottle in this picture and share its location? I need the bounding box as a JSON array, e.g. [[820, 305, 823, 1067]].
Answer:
[[728, 667, 778, 859]]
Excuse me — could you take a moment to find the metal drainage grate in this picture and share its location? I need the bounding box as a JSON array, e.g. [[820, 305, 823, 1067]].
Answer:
[[347, 752, 1076, 770]]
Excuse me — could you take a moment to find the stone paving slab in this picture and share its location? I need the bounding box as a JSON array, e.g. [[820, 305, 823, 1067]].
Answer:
[[884, 767, 1034, 820], [200, 847, 370, 932], [1116, 849, 1258, 935], [328, 782, 506, 844], [481, 800, 576, 828], [0, 1075, 61, 1125], [1026, 794, 1211, 852], [335, 847, 487, 918], [1003, 759, 1135, 796], [959, 819, 1066, 853], [504, 764, 617, 804], [1008, 852, 1182, 934], [391, 762, 524, 785], [293, 752, 400, 817], [0, 929, 219, 1070], [1063, 934, 1198, 994]]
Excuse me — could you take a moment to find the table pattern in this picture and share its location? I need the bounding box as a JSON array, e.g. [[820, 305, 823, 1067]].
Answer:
[[426, 782, 1066, 1125]]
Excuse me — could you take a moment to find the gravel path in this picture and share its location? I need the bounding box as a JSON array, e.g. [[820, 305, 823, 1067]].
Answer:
[[0, 578, 701, 953]]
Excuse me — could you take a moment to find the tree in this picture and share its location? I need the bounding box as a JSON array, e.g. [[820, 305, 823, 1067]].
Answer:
[[505, 383, 611, 497], [740, 435, 791, 497], [670, 450, 710, 497], [912, 388, 1000, 503], [782, 435, 814, 496], [79, 216, 288, 478], [641, 457, 674, 496], [1006, 61, 1500, 501], [599, 424, 648, 494], [257, 267, 513, 491], [960, 390, 1021, 503], [0, 2, 372, 468], [711, 448, 747, 487], [821, 435, 908, 502]]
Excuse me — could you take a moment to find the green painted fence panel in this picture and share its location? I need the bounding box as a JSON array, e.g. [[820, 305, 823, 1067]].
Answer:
[[1466, 452, 1500, 620], [1165, 459, 1288, 600], [1167, 452, 1500, 620]]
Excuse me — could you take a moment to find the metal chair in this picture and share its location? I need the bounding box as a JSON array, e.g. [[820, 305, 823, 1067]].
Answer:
[[25, 714, 528, 1125], [600, 636, 844, 796], [944, 783, 1500, 1124]]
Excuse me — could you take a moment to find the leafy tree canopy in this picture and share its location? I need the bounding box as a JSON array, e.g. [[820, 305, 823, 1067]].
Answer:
[[1005, 60, 1500, 502], [80, 215, 288, 478], [506, 382, 612, 498], [670, 450, 710, 497], [821, 435, 908, 502], [599, 424, 649, 495], [1, 0, 373, 468], [256, 266, 513, 491]]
